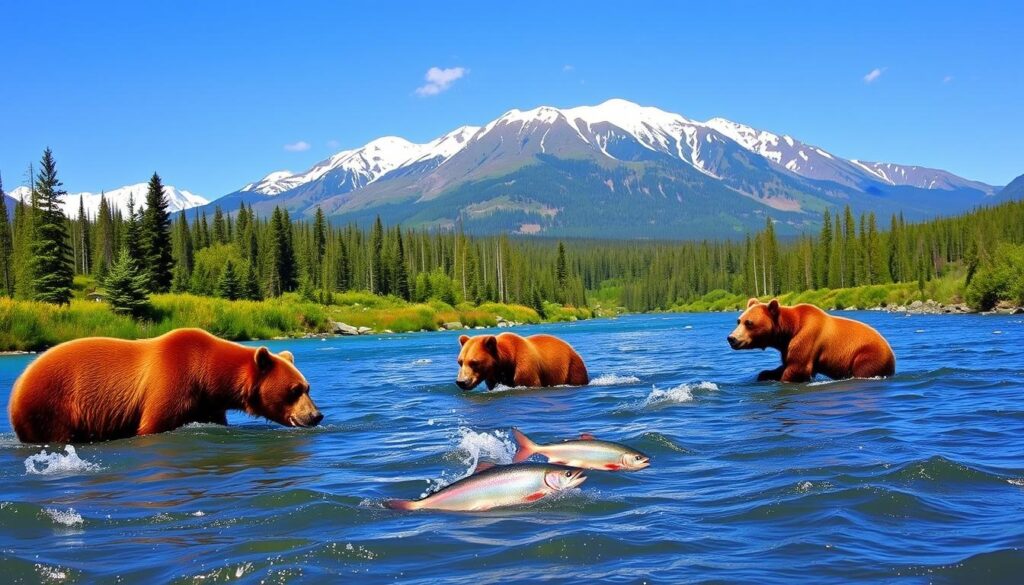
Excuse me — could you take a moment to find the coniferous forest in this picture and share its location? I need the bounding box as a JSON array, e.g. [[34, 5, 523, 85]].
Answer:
[[1, 149, 1023, 350]]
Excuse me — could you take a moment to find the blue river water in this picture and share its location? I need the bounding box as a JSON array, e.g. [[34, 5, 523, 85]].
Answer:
[[1, 311, 1023, 583]]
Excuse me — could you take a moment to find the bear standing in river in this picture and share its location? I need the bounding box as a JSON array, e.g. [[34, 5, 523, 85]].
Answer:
[[456, 333, 589, 390], [8, 328, 322, 443], [727, 298, 895, 382]]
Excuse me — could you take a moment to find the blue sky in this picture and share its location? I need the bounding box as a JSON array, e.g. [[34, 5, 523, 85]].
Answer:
[[1, 1, 1021, 199]]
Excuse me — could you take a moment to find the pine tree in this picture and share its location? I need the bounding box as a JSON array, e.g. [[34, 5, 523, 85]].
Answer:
[[243, 261, 262, 300], [313, 207, 327, 287], [555, 241, 569, 302], [211, 206, 226, 245], [140, 172, 174, 292], [393, 226, 410, 300], [124, 194, 143, 262], [12, 192, 34, 299], [74, 195, 91, 275], [92, 193, 115, 278], [171, 213, 194, 292], [30, 148, 74, 305], [0, 174, 13, 296], [370, 215, 384, 294], [216, 259, 241, 300], [815, 209, 832, 289], [105, 247, 150, 318]]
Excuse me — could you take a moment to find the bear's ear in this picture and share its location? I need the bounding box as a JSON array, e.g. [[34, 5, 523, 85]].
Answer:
[[459, 335, 470, 346], [254, 346, 275, 371], [483, 336, 498, 355], [767, 299, 780, 320], [278, 350, 294, 364], [747, 297, 760, 308]]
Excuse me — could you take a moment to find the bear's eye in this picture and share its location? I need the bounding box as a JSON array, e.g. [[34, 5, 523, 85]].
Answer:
[[745, 320, 754, 328], [290, 386, 304, 399]]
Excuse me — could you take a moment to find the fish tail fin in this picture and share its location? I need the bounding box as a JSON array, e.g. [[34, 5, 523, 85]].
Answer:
[[512, 427, 537, 463], [384, 499, 418, 511]]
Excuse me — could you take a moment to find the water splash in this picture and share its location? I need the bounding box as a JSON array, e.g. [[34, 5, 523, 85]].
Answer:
[[24, 446, 102, 476], [638, 382, 718, 409], [590, 374, 642, 386], [422, 428, 516, 497], [43, 507, 83, 527]]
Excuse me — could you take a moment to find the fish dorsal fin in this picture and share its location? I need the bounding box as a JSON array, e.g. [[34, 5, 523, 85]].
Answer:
[[579, 433, 597, 441], [473, 460, 496, 474]]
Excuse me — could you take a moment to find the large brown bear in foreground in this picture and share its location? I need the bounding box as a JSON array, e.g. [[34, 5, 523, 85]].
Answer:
[[8, 328, 322, 443], [456, 333, 589, 390], [727, 298, 895, 382]]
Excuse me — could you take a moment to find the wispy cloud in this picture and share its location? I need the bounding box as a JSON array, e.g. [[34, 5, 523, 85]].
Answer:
[[563, 64, 574, 72], [283, 140, 310, 152], [326, 139, 341, 149], [415, 66, 467, 96], [943, 75, 954, 84], [863, 67, 886, 84]]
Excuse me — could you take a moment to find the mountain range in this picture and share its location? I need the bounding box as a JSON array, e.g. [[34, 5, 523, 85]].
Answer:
[[202, 99, 1009, 238], [4, 99, 1016, 239], [6, 183, 208, 219]]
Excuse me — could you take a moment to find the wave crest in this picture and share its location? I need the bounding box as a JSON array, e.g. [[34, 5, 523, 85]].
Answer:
[[24, 446, 102, 476], [590, 374, 641, 386]]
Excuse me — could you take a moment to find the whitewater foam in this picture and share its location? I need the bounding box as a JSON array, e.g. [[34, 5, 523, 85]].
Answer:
[[639, 382, 718, 408], [24, 446, 102, 476], [590, 374, 642, 386], [44, 507, 83, 526]]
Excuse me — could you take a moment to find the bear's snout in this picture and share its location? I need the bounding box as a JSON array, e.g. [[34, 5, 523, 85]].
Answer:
[[455, 377, 477, 391], [727, 334, 740, 349]]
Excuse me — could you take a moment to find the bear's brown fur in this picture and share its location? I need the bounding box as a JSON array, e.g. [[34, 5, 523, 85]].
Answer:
[[8, 328, 321, 443], [727, 298, 896, 382], [456, 333, 589, 390]]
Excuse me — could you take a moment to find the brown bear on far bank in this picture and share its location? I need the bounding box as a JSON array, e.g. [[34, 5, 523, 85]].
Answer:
[[456, 333, 589, 390], [8, 328, 322, 443], [727, 298, 896, 382]]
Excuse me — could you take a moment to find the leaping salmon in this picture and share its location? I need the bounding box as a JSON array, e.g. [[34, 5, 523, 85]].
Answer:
[[385, 462, 587, 512], [512, 428, 651, 471]]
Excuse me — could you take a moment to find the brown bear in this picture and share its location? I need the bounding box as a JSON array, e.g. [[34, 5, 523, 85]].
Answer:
[[8, 328, 322, 443], [727, 298, 896, 382], [456, 332, 589, 390]]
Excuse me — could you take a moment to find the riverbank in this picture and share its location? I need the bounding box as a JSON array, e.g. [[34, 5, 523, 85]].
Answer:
[[0, 292, 594, 352]]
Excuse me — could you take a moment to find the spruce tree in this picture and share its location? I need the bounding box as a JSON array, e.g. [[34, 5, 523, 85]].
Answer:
[[216, 259, 241, 300], [30, 148, 74, 305], [313, 207, 327, 287], [140, 172, 174, 292], [124, 194, 144, 262], [105, 247, 150, 318], [12, 193, 34, 299], [0, 174, 13, 296]]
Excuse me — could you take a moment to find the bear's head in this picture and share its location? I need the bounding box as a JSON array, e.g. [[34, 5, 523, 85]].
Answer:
[[246, 347, 323, 428], [456, 335, 500, 390], [727, 298, 781, 350]]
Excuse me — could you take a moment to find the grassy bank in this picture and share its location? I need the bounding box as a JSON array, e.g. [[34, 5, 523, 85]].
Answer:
[[670, 273, 967, 313], [0, 290, 593, 352]]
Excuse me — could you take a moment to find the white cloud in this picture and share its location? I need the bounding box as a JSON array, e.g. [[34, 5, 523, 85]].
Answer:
[[284, 141, 310, 152], [863, 67, 886, 84], [563, 64, 574, 72], [943, 75, 954, 84], [326, 139, 341, 149], [415, 66, 467, 96]]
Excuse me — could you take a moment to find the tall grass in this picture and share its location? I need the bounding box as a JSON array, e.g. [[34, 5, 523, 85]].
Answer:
[[0, 293, 557, 351], [671, 274, 967, 313]]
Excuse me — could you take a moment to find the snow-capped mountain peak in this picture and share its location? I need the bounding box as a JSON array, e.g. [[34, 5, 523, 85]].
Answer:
[[7, 183, 208, 217]]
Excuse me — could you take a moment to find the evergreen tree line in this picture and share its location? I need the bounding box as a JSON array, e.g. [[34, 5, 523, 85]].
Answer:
[[2, 149, 1023, 314]]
